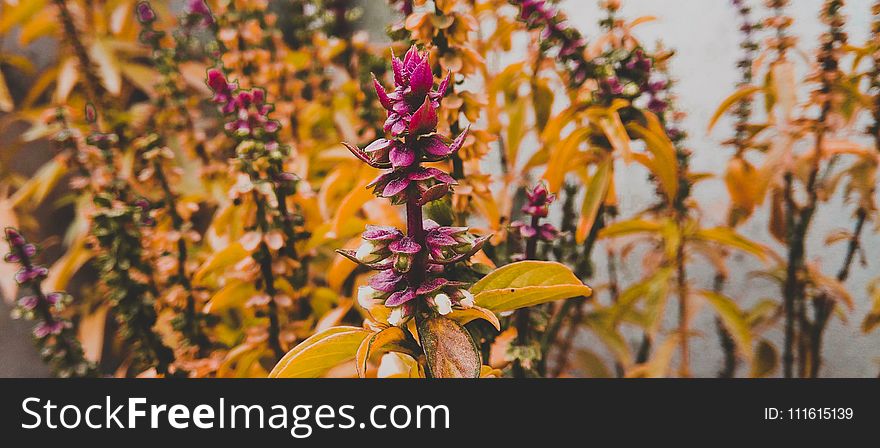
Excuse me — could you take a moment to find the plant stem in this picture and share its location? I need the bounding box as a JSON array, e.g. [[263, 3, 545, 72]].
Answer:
[[676, 221, 690, 377], [807, 207, 865, 377]]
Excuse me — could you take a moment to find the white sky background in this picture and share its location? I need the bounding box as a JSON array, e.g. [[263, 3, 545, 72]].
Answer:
[[557, 0, 878, 377]]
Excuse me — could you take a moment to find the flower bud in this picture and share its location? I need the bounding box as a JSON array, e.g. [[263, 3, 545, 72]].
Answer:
[[433, 293, 453, 315]]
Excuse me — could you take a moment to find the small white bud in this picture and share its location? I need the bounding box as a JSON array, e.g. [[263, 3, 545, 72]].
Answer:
[[434, 293, 452, 315], [357, 286, 380, 310], [459, 289, 475, 308], [356, 240, 376, 260], [388, 307, 405, 326]]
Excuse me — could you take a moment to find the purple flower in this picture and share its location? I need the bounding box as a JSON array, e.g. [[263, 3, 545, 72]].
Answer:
[[136, 2, 156, 23], [374, 46, 449, 137], [34, 321, 65, 338], [15, 266, 48, 284], [604, 77, 624, 95], [424, 221, 488, 263], [367, 167, 456, 204], [648, 97, 668, 114], [18, 295, 39, 311], [389, 237, 421, 272], [626, 49, 652, 72], [186, 0, 214, 26], [207, 69, 237, 114], [522, 182, 555, 218]]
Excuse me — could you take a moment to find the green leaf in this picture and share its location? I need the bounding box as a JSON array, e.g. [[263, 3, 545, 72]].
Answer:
[[696, 290, 753, 362], [470, 261, 593, 313], [417, 316, 481, 378], [269, 326, 370, 378]]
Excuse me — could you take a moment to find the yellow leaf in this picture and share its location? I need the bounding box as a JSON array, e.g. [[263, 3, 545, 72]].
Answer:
[[269, 326, 370, 378], [193, 242, 248, 285], [77, 305, 109, 363], [0, 0, 47, 34], [597, 112, 632, 162], [355, 326, 408, 377], [696, 290, 753, 363], [90, 39, 122, 95], [329, 169, 375, 238], [0, 69, 12, 112], [315, 301, 351, 333], [203, 280, 257, 314], [770, 61, 796, 122], [692, 227, 768, 261], [542, 126, 590, 192], [55, 57, 79, 103], [599, 218, 664, 239], [627, 121, 678, 201], [471, 261, 592, 313], [505, 98, 528, 169], [447, 305, 501, 331], [575, 157, 612, 243], [18, 12, 57, 45], [417, 316, 481, 378], [11, 156, 67, 208], [45, 236, 92, 291], [120, 63, 158, 97], [707, 85, 762, 132], [626, 334, 679, 378]]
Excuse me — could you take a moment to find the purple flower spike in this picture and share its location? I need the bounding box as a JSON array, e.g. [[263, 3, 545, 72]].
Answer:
[[342, 48, 491, 322]]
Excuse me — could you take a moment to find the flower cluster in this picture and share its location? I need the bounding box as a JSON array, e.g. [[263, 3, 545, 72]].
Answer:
[[340, 48, 486, 325], [511, 0, 589, 85], [206, 57, 306, 357], [510, 182, 559, 244], [5, 228, 96, 377], [347, 47, 468, 204]]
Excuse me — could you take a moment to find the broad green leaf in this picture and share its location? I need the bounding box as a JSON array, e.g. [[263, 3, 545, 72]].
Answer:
[[575, 157, 612, 243], [417, 316, 481, 378], [707, 85, 762, 132], [269, 326, 370, 378], [696, 290, 753, 362], [471, 261, 592, 312]]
